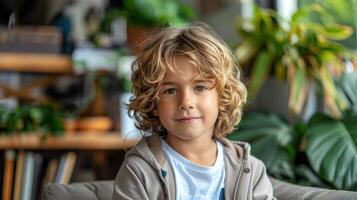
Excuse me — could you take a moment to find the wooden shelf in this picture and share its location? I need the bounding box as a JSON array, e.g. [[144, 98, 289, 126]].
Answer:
[[0, 53, 73, 74], [0, 132, 140, 150]]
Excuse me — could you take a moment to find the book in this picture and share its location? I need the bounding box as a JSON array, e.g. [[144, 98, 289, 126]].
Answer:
[[39, 158, 58, 199], [20, 152, 35, 200], [0, 152, 5, 198], [2, 150, 15, 200], [55, 152, 77, 184], [43, 158, 58, 184], [13, 150, 25, 200], [61, 152, 77, 184], [54, 154, 66, 184], [31, 153, 43, 200]]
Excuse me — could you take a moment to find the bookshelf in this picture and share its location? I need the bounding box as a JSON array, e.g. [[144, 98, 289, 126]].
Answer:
[[0, 52, 74, 104], [0, 133, 140, 200], [0, 53, 73, 74], [0, 133, 139, 150], [0, 52, 133, 199]]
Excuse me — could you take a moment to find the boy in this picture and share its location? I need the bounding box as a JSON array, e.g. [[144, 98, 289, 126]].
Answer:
[[112, 22, 275, 200]]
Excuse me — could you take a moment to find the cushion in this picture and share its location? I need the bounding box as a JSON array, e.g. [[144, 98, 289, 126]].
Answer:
[[42, 178, 357, 200], [42, 181, 113, 200], [271, 178, 357, 200]]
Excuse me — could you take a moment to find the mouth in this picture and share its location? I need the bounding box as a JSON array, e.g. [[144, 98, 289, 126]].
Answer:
[[175, 117, 201, 123]]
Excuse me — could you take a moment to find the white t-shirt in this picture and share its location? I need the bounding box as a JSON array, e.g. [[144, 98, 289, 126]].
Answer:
[[161, 139, 225, 200]]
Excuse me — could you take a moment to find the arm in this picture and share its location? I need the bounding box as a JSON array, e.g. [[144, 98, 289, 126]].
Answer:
[[251, 158, 277, 200], [111, 160, 150, 200]]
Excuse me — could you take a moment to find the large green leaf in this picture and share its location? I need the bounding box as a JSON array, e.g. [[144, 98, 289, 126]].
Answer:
[[336, 72, 357, 112], [306, 113, 357, 190], [288, 62, 308, 115], [228, 112, 296, 179], [235, 38, 260, 65], [323, 24, 353, 40], [247, 51, 273, 99], [295, 164, 332, 188]]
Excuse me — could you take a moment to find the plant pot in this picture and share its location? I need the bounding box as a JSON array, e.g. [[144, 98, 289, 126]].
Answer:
[[127, 25, 156, 54], [77, 116, 113, 133], [64, 118, 78, 134], [252, 77, 321, 123]]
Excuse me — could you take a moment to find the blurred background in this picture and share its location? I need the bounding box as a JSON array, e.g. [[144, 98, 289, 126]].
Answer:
[[0, 0, 357, 199]]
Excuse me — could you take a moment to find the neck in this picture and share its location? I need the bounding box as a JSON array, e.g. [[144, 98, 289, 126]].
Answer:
[[166, 136, 218, 166]]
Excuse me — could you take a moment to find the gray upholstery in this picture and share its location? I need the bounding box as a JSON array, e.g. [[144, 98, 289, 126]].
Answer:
[[270, 178, 357, 200], [42, 178, 357, 200], [42, 181, 113, 200]]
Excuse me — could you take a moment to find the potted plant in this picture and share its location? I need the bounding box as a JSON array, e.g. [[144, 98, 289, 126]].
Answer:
[[228, 108, 357, 191], [235, 4, 354, 118], [228, 70, 357, 189], [122, 0, 196, 27], [102, 0, 196, 53], [300, 0, 357, 49], [0, 105, 65, 137]]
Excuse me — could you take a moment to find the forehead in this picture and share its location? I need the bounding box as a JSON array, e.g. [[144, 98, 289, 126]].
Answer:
[[163, 57, 206, 82]]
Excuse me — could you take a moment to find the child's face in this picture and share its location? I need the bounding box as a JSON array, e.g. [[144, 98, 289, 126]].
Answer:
[[155, 58, 219, 143]]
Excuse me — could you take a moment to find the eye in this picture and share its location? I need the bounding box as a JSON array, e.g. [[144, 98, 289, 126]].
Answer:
[[195, 86, 208, 92], [163, 88, 176, 95]]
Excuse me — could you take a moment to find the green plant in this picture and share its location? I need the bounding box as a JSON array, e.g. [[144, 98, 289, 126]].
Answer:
[[0, 105, 64, 137], [235, 4, 354, 118], [228, 112, 297, 180], [102, 0, 196, 29], [336, 72, 357, 112], [300, 0, 357, 49], [124, 0, 195, 26], [228, 110, 357, 190], [305, 111, 357, 190]]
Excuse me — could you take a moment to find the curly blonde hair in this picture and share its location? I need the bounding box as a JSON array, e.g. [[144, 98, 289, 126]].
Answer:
[[128, 22, 247, 137]]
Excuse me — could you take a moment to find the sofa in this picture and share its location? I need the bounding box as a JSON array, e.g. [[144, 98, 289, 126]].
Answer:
[[42, 178, 357, 200]]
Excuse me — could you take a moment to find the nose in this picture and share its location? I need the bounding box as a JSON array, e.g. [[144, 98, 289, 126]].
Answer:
[[179, 90, 194, 110]]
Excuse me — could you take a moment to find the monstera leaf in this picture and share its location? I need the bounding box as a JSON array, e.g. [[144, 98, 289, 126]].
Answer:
[[228, 112, 296, 179], [336, 72, 357, 112], [306, 112, 357, 190]]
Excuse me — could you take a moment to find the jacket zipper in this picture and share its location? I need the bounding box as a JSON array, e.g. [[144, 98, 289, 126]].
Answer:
[[157, 170, 169, 200]]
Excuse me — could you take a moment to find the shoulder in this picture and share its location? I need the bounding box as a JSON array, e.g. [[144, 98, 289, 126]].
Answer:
[[229, 142, 270, 185], [121, 139, 156, 171], [117, 138, 159, 176], [114, 144, 161, 193], [247, 155, 267, 178], [112, 144, 159, 200], [219, 137, 267, 172]]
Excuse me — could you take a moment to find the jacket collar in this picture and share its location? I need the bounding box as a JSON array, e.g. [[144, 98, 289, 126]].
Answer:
[[145, 134, 250, 163], [130, 134, 251, 199]]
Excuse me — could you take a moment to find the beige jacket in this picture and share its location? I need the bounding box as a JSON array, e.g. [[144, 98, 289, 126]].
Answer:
[[112, 134, 276, 200]]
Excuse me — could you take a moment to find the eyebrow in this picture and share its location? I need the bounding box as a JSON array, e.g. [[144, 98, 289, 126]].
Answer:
[[162, 79, 214, 86], [194, 79, 214, 83], [162, 81, 176, 86]]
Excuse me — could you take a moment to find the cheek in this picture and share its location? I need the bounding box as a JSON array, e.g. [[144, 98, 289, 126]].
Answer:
[[202, 91, 219, 107], [203, 96, 218, 107], [156, 99, 175, 116], [199, 93, 220, 119]]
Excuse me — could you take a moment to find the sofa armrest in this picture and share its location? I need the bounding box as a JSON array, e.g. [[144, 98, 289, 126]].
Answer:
[[41, 180, 113, 200], [42, 178, 357, 200], [271, 177, 357, 200]]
